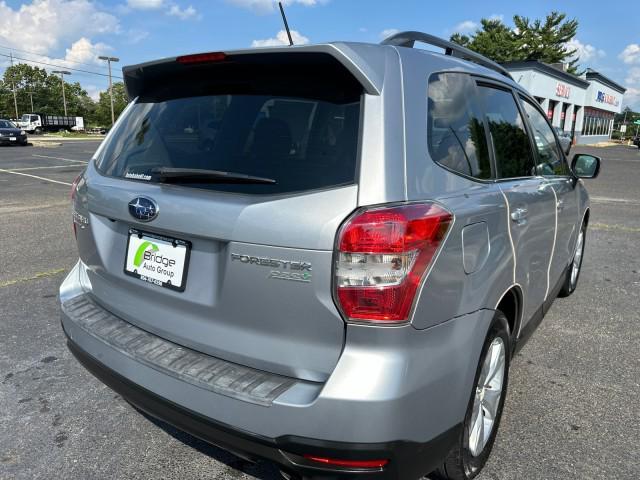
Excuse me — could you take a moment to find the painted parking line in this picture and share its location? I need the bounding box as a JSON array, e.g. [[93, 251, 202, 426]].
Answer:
[[32, 154, 88, 164], [591, 223, 640, 234], [591, 196, 640, 206], [0, 168, 72, 186], [0, 268, 67, 289], [0, 201, 69, 215], [8, 165, 83, 172]]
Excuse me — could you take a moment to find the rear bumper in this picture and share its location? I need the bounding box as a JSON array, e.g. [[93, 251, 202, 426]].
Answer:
[[60, 261, 493, 478], [0, 134, 27, 144], [65, 335, 458, 479]]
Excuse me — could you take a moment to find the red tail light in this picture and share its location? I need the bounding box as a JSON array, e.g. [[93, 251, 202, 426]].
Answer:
[[335, 203, 452, 323], [176, 52, 227, 64], [70, 174, 82, 201], [303, 455, 389, 469]]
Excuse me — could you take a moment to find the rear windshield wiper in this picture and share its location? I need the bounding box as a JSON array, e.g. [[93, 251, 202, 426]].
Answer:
[[150, 167, 276, 185]]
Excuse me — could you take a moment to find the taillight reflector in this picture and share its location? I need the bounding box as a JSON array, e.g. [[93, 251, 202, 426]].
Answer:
[[335, 203, 452, 323], [303, 455, 389, 469], [176, 52, 227, 64]]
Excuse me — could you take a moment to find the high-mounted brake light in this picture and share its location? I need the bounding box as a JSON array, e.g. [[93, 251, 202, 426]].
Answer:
[[335, 203, 452, 323], [176, 52, 227, 64], [303, 455, 389, 469]]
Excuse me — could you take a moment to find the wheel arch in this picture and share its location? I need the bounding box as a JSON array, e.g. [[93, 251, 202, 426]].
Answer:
[[494, 284, 523, 351]]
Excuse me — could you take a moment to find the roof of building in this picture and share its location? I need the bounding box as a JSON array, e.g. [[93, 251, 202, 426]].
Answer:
[[584, 69, 627, 94], [501, 60, 590, 89]]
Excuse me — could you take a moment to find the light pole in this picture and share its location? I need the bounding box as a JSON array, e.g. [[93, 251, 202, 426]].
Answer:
[[9, 52, 19, 121], [52, 70, 71, 116], [98, 56, 119, 125]]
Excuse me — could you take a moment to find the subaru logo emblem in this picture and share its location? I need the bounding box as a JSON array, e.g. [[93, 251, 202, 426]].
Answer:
[[128, 196, 158, 222]]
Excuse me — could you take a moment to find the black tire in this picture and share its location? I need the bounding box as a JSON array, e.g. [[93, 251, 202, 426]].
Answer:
[[558, 221, 587, 297], [431, 312, 511, 480], [34, 127, 42, 135]]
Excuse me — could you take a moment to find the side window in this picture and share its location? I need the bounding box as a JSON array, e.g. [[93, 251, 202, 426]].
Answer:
[[428, 73, 491, 179], [520, 98, 570, 176], [478, 86, 535, 179]]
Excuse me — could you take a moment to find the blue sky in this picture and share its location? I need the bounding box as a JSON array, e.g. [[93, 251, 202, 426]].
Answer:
[[0, 0, 638, 108]]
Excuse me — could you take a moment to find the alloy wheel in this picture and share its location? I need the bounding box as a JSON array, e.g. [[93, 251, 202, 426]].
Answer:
[[468, 337, 506, 457]]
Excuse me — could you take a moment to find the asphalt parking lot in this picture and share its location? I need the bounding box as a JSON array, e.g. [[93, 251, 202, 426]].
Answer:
[[0, 141, 638, 480]]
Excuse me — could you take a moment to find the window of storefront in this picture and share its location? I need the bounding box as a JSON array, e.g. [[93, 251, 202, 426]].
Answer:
[[581, 107, 614, 136]]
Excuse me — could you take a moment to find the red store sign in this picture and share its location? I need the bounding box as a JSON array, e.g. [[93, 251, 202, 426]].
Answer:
[[556, 83, 571, 99]]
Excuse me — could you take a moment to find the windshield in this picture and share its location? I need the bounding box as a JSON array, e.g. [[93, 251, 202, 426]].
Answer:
[[96, 93, 361, 194], [20, 114, 30, 122], [0, 120, 16, 128]]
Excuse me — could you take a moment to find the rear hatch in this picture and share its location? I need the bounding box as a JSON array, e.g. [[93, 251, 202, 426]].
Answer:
[[73, 51, 365, 382]]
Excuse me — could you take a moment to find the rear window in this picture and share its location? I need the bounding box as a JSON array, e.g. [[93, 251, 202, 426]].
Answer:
[[96, 54, 362, 195]]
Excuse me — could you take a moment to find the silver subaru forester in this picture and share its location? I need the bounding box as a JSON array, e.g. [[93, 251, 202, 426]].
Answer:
[[60, 31, 600, 479]]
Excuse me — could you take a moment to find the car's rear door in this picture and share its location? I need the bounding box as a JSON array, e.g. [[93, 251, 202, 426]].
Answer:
[[477, 83, 556, 330], [519, 97, 580, 291]]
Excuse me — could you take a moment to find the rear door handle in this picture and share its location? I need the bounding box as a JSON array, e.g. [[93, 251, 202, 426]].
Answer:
[[510, 207, 528, 224], [557, 199, 565, 212]]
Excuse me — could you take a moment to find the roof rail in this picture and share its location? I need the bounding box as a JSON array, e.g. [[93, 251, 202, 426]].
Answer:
[[381, 31, 513, 80]]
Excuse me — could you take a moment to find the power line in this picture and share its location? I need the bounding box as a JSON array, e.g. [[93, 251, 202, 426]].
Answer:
[[0, 43, 111, 71], [0, 53, 123, 80]]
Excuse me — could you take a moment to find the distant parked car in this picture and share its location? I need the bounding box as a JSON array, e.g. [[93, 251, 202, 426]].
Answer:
[[632, 135, 640, 148], [554, 127, 572, 154], [0, 119, 28, 146]]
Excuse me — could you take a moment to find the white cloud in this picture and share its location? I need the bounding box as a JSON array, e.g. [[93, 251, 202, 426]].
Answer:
[[227, 0, 325, 14], [127, 0, 164, 9], [167, 4, 198, 19], [251, 29, 309, 47], [565, 38, 605, 63], [452, 20, 478, 34], [626, 67, 640, 85], [619, 44, 640, 65], [84, 84, 102, 101], [0, 0, 120, 55], [63, 37, 112, 66], [379, 28, 399, 40], [623, 87, 640, 110]]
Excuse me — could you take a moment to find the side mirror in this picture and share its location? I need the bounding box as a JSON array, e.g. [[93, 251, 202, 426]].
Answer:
[[571, 154, 600, 179]]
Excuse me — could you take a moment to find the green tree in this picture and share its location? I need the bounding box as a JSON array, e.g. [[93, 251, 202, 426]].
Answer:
[[451, 19, 519, 64], [94, 82, 128, 126], [451, 11, 582, 73], [0, 64, 95, 120]]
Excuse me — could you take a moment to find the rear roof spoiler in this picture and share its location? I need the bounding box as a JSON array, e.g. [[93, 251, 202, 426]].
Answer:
[[381, 31, 513, 80], [122, 44, 386, 99]]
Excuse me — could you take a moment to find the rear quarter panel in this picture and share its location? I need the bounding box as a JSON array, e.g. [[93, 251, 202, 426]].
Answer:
[[396, 48, 518, 329]]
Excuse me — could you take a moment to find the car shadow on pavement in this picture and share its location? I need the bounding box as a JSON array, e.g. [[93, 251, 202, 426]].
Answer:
[[135, 407, 283, 480]]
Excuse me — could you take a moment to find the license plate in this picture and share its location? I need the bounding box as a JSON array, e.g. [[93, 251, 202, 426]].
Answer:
[[124, 229, 191, 291], [9, 137, 16, 141]]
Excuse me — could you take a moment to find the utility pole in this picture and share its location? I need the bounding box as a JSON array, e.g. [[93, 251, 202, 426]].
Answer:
[[52, 70, 71, 116], [25, 91, 34, 112], [9, 52, 19, 120], [98, 56, 119, 125]]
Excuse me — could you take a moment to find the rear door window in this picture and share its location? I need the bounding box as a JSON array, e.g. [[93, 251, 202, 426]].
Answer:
[[427, 73, 492, 179], [520, 98, 570, 176], [478, 86, 535, 179]]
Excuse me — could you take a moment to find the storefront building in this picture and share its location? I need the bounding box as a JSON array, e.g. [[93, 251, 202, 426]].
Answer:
[[503, 61, 626, 145]]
